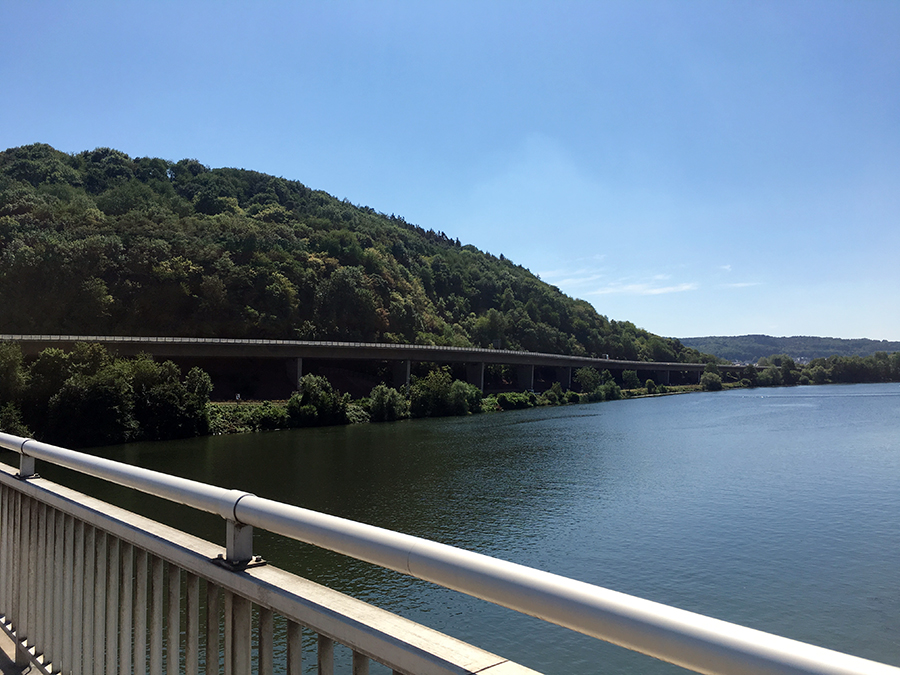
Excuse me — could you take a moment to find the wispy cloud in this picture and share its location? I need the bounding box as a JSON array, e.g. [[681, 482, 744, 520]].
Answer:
[[538, 269, 605, 287], [721, 281, 762, 288], [720, 264, 732, 272], [590, 281, 699, 296]]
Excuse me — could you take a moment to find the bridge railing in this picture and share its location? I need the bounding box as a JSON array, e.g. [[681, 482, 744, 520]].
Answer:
[[0, 432, 897, 675]]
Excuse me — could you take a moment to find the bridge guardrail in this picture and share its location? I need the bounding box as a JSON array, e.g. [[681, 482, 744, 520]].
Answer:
[[1, 335, 753, 374], [0, 432, 896, 675]]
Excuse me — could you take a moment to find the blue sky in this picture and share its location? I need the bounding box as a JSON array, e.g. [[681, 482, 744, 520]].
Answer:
[[2, 0, 898, 340]]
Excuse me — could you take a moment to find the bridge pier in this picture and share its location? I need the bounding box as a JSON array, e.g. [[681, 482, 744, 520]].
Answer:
[[516, 365, 535, 391], [553, 366, 572, 390], [287, 357, 303, 390], [392, 360, 411, 389], [465, 363, 485, 391]]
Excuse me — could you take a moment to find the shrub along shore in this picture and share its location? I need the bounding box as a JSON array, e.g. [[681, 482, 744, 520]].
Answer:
[[1, 342, 898, 447]]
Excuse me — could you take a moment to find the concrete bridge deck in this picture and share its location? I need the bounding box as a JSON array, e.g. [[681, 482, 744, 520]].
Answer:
[[1, 333, 754, 398], [0, 631, 20, 675]]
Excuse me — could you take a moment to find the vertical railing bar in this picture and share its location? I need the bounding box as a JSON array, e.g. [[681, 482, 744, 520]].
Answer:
[[231, 595, 252, 675], [0, 485, 9, 617], [286, 621, 302, 675], [52, 508, 65, 668], [62, 513, 76, 672], [120, 542, 134, 675], [352, 651, 370, 675], [94, 530, 108, 675], [223, 591, 233, 675], [150, 554, 164, 675], [11, 490, 30, 671], [167, 564, 182, 675], [31, 497, 44, 660], [185, 572, 200, 675], [40, 502, 52, 663], [38, 501, 49, 666], [318, 634, 334, 675], [258, 606, 274, 675], [10, 491, 22, 655], [184, 573, 200, 675], [82, 525, 96, 675], [135, 549, 149, 675], [72, 519, 85, 675], [205, 582, 220, 675], [106, 536, 121, 675], [20, 495, 33, 653]]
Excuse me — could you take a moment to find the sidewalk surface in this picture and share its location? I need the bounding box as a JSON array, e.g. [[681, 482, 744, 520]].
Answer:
[[0, 630, 23, 674]]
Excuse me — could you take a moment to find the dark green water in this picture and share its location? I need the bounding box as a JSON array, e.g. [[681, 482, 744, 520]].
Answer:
[[31, 383, 900, 673]]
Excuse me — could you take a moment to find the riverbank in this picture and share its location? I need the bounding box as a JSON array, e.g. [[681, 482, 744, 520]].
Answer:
[[204, 377, 741, 436]]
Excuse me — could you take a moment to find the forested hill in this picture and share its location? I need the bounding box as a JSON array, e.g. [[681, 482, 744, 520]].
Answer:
[[0, 143, 706, 363], [680, 335, 900, 363]]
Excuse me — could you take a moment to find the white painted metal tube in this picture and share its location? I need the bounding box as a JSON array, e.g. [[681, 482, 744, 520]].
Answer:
[[0, 434, 252, 522], [233, 495, 900, 675]]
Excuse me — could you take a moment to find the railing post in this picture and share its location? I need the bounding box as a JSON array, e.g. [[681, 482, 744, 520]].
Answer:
[[119, 542, 134, 675], [150, 554, 164, 675], [286, 621, 302, 675], [226, 520, 253, 565], [318, 635, 334, 675], [258, 607, 274, 675], [206, 582, 221, 675], [18, 452, 35, 480], [352, 651, 370, 675], [73, 519, 85, 675], [134, 549, 148, 675], [185, 572, 200, 675], [82, 525, 96, 675], [168, 564, 182, 674]]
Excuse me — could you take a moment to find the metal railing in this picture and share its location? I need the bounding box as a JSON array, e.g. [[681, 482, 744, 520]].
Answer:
[[0, 432, 897, 675]]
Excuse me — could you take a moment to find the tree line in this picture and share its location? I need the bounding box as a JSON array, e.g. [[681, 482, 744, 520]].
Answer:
[[0, 342, 212, 447], [3, 341, 897, 448], [680, 335, 900, 364], [0, 341, 624, 447], [696, 352, 900, 391]]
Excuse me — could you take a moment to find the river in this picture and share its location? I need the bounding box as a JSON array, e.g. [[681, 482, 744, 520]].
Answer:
[[30, 383, 900, 674]]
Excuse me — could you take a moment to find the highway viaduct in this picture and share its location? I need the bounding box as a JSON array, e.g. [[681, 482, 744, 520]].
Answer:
[[2, 335, 750, 399]]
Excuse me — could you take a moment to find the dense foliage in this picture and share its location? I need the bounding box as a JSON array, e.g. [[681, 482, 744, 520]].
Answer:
[[680, 335, 900, 363], [0, 143, 704, 362], [752, 352, 900, 387], [0, 342, 211, 447]]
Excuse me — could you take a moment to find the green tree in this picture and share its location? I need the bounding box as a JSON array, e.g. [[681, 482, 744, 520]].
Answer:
[[45, 368, 138, 447], [0, 402, 30, 436], [0, 342, 27, 404], [409, 368, 481, 418], [757, 366, 783, 387], [368, 384, 409, 422], [410, 368, 454, 417], [700, 372, 723, 391], [574, 366, 601, 392], [287, 375, 349, 426], [622, 370, 641, 389]]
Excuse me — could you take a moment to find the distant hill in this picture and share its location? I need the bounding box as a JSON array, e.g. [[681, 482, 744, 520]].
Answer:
[[679, 335, 900, 363], [0, 143, 709, 364]]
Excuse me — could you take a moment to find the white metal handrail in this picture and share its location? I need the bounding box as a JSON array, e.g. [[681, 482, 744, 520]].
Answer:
[[1, 432, 897, 675]]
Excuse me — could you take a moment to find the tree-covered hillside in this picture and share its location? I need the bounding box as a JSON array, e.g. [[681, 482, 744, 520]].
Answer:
[[0, 143, 705, 362], [680, 335, 900, 363]]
